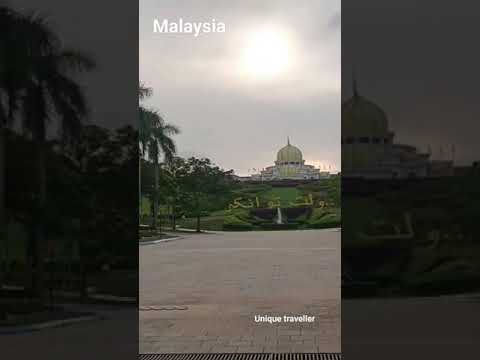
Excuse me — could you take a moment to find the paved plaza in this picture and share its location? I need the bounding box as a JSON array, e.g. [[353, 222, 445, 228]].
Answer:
[[0, 305, 137, 359], [343, 295, 480, 359], [140, 229, 341, 353]]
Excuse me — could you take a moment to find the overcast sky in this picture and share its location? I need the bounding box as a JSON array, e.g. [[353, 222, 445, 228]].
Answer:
[[140, 0, 341, 176], [10, 1, 480, 171], [343, 0, 480, 165], [11, 0, 138, 130]]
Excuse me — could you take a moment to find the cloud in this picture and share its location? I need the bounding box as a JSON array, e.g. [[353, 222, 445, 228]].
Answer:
[[140, 0, 340, 175]]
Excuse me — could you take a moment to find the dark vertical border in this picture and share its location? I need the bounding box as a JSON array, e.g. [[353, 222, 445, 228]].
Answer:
[[1, 0, 139, 359], [342, 1, 480, 359]]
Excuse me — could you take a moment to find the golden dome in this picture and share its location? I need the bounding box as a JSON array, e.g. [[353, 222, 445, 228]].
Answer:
[[342, 93, 389, 137], [276, 139, 303, 164]]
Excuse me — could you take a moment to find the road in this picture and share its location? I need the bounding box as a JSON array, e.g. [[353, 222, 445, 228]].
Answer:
[[140, 229, 341, 353]]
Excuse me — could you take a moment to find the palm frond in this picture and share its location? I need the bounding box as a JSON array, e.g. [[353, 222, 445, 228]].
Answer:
[[139, 82, 152, 100], [158, 134, 177, 163], [161, 123, 180, 136], [54, 50, 96, 73]]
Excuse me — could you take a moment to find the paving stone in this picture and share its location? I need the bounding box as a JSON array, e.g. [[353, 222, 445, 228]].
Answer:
[[140, 230, 340, 353]]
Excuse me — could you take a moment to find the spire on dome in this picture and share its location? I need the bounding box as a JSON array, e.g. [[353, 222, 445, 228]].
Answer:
[[287, 136, 290, 145]]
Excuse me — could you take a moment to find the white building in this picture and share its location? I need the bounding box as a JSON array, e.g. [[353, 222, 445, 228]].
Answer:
[[250, 139, 329, 181], [342, 83, 453, 179]]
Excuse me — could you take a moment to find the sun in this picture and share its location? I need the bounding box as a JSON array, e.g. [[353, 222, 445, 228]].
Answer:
[[241, 28, 292, 79]]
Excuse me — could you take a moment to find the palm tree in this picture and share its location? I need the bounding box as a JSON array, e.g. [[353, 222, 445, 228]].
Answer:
[[1, 7, 95, 295], [144, 109, 179, 230], [138, 82, 152, 220], [0, 6, 56, 284], [0, 5, 18, 286], [139, 81, 152, 101], [138, 83, 179, 230]]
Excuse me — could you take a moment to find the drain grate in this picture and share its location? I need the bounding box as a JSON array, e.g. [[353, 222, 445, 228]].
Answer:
[[140, 306, 188, 311], [139, 354, 341, 360]]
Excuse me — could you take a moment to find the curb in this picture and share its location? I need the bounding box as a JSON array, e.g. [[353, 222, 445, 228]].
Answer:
[[89, 294, 137, 303], [1, 285, 136, 304], [139, 236, 181, 245], [0, 314, 100, 335], [175, 228, 217, 234]]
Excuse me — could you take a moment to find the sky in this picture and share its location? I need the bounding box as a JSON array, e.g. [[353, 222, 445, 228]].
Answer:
[[11, 0, 138, 130], [343, 0, 480, 165], [13, 0, 477, 170], [140, 0, 341, 176]]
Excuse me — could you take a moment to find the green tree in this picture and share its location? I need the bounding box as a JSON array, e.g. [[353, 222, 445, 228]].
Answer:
[[138, 82, 152, 212], [161, 157, 187, 231], [146, 110, 179, 230], [1, 6, 95, 295], [0, 6, 16, 287], [60, 124, 138, 297], [138, 83, 179, 230], [176, 157, 232, 232], [0, 6, 41, 281]]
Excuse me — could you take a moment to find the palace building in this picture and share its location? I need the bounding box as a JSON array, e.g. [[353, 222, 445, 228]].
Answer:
[[342, 80, 453, 179], [250, 139, 329, 181]]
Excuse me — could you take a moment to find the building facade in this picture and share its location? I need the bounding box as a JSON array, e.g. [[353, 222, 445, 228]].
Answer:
[[250, 139, 329, 181], [342, 83, 453, 179]]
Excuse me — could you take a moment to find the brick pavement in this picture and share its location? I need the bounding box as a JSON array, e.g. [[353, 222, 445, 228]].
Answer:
[[1, 305, 137, 359], [140, 229, 341, 353]]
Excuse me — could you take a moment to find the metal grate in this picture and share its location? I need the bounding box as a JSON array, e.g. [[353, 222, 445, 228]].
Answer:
[[139, 354, 341, 360]]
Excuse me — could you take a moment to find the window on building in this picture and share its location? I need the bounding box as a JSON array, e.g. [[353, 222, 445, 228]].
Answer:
[[359, 137, 370, 144], [345, 137, 354, 144]]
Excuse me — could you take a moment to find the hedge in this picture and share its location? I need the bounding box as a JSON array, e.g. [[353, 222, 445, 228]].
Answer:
[[223, 215, 253, 231]]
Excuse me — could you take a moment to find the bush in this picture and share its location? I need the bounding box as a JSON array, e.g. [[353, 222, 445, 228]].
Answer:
[[184, 210, 209, 218], [309, 213, 341, 229], [403, 262, 480, 295], [223, 215, 253, 231]]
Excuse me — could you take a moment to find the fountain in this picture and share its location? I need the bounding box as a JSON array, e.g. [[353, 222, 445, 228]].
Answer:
[[275, 207, 283, 224]]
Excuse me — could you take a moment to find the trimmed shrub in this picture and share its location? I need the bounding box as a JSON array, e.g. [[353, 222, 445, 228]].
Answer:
[[403, 262, 480, 295], [223, 215, 253, 231], [309, 213, 341, 229]]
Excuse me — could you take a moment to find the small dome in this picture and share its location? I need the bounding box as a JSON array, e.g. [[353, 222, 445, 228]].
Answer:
[[342, 94, 389, 137], [277, 140, 303, 163]]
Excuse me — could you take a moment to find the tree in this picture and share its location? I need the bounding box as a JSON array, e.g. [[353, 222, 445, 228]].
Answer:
[[0, 6, 15, 286], [138, 82, 179, 230], [1, 7, 95, 295], [161, 157, 186, 231], [138, 82, 152, 214], [146, 110, 179, 230], [0, 6, 36, 281], [60, 124, 138, 298], [175, 157, 232, 232]]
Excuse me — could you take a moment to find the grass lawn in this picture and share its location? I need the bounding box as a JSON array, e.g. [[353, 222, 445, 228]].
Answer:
[[140, 196, 151, 216], [3, 222, 81, 262], [263, 187, 301, 205]]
